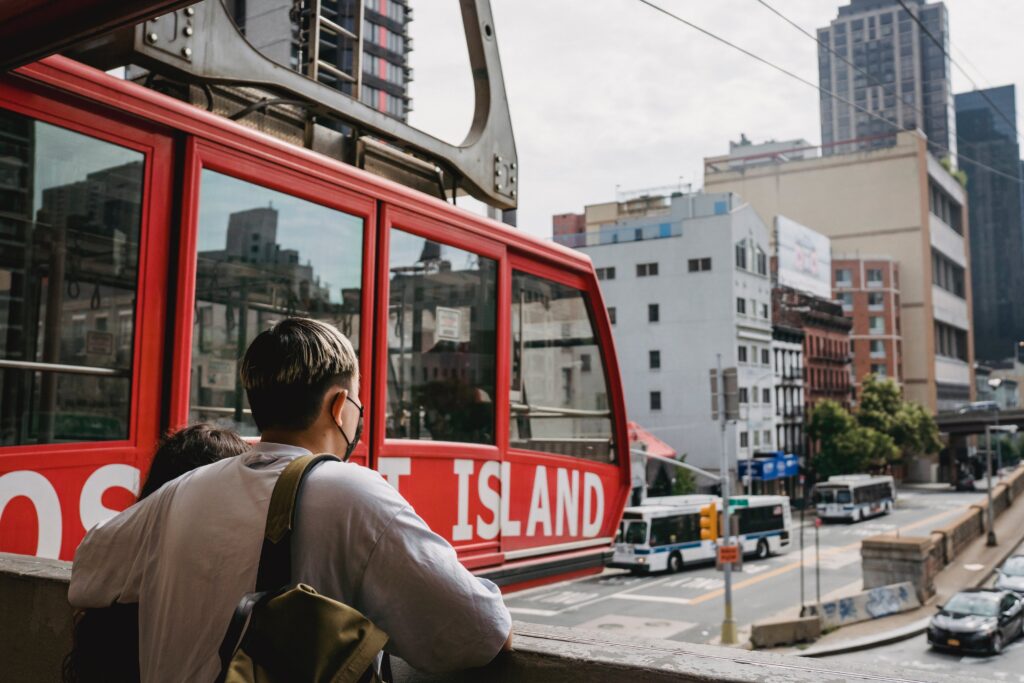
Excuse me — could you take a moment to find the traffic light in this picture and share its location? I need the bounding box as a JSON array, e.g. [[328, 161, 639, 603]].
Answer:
[[700, 502, 719, 541]]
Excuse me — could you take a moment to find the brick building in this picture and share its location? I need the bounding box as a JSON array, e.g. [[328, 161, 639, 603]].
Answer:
[[773, 286, 853, 413], [552, 212, 585, 244], [833, 257, 903, 402]]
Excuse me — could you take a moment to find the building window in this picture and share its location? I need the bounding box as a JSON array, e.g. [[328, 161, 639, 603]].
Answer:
[[763, 430, 772, 445], [735, 241, 748, 270], [607, 306, 616, 324], [736, 298, 746, 315], [931, 249, 965, 298], [868, 292, 885, 309], [756, 248, 768, 276], [761, 348, 770, 365], [762, 387, 771, 404], [650, 391, 662, 411], [929, 181, 963, 234], [871, 363, 888, 377], [761, 303, 769, 320], [838, 292, 853, 310], [869, 316, 885, 334], [738, 345, 748, 363], [934, 321, 968, 361], [648, 303, 659, 322], [649, 350, 661, 369], [866, 268, 883, 287], [753, 431, 761, 446], [580, 353, 592, 372], [688, 257, 712, 272], [835, 268, 852, 286], [740, 431, 749, 448], [637, 262, 659, 277], [870, 340, 885, 358], [596, 266, 616, 280], [738, 387, 749, 404]]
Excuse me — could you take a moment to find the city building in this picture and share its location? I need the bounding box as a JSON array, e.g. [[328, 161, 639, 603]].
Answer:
[[705, 129, 974, 416], [552, 212, 585, 243], [817, 0, 955, 158], [955, 85, 1024, 363], [771, 324, 805, 459], [833, 256, 903, 400], [773, 286, 853, 413], [556, 191, 775, 480], [227, 0, 412, 120]]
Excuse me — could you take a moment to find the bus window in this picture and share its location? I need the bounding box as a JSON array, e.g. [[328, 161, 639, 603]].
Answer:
[[385, 229, 497, 444], [624, 520, 648, 544], [836, 489, 852, 505], [509, 272, 613, 462], [0, 110, 143, 445], [191, 170, 363, 435]]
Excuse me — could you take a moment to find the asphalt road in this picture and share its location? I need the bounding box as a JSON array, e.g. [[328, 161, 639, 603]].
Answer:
[[828, 536, 1024, 681], [503, 489, 983, 644]]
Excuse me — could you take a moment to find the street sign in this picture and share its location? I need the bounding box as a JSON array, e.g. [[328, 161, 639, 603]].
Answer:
[[727, 498, 749, 507], [717, 545, 740, 564]]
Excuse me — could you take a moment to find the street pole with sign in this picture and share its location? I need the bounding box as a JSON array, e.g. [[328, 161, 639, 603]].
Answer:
[[716, 353, 737, 644], [985, 423, 997, 546]]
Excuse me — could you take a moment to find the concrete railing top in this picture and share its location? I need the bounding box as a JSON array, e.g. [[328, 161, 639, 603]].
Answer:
[[1, 552, 971, 683]]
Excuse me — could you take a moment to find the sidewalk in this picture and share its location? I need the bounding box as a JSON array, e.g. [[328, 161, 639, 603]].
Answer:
[[766, 489, 1024, 657]]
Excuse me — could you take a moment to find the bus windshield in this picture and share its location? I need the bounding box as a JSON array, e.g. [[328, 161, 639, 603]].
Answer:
[[815, 489, 835, 504], [624, 521, 649, 544]]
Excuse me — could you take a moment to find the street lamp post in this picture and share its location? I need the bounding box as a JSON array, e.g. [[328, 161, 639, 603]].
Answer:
[[985, 422, 997, 547]]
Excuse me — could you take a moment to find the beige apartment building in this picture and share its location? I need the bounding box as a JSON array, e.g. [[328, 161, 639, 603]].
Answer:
[[704, 130, 974, 415]]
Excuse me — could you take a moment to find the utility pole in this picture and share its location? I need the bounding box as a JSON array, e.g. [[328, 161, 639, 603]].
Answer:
[[717, 353, 737, 644], [985, 423, 997, 546]]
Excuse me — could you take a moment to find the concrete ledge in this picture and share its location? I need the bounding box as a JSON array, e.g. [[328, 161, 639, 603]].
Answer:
[[806, 582, 920, 630], [0, 553, 74, 683], [0, 553, 971, 683], [750, 616, 821, 649]]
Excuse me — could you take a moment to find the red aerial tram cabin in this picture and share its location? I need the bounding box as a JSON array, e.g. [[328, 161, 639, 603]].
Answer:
[[0, 56, 630, 590]]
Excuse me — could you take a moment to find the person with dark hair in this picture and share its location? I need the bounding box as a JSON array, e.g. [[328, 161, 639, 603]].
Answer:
[[69, 318, 512, 682], [64, 424, 249, 682]]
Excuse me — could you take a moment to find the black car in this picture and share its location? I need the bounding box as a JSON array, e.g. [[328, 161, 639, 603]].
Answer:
[[927, 589, 1024, 655], [995, 555, 1024, 595]]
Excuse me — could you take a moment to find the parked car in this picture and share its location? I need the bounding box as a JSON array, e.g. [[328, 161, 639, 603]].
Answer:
[[927, 589, 1024, 655], [995, 556, 1024, 595], [956, 401, 1000, 415]]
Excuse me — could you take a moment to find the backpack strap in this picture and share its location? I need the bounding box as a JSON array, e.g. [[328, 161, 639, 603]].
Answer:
[[255, 453, 340, 592]]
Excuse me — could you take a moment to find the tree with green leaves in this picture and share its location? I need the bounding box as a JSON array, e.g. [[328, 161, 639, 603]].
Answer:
[[857, 375, 942, 463], [806, 399, 898, 478]]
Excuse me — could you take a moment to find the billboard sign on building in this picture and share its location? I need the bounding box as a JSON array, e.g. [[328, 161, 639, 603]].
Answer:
[[775, 216, 831, 299]]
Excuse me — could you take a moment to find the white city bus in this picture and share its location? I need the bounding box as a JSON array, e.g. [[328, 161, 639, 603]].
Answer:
[[813, 474, 896, 522], [610, 495, 791, 574]]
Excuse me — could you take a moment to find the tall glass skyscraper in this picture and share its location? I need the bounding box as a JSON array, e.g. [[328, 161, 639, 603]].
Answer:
[[817, 0, 955, 158], [955, 86, 1024, 363]]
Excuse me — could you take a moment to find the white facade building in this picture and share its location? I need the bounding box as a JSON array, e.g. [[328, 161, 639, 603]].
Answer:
[[570, 192, 776, 479]]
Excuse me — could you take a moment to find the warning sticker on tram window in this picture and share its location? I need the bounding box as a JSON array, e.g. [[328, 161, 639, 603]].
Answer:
[[201, 359, 238, 391], [435, 306, 463, 342], [86, 331, 114, 356]]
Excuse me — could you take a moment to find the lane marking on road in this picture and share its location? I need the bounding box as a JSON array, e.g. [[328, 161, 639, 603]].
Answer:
[[610, 593, 692, 605], [687, 506, 972, 606], [507, 606, 561, 616]]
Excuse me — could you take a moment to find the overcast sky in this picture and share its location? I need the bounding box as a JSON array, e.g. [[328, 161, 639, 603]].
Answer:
[[406, 0, 1024, 240]]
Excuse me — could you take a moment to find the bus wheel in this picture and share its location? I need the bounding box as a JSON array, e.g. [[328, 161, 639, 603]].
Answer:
[[756, 539, 770, 559], [668, 552, 684, 574]]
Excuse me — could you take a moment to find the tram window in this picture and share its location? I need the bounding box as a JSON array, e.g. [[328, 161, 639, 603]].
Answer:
[[0, 111, 143, 445], [191, 170, 363, 435], [385, 229, 497, 443], [510, 272, 614, 462]]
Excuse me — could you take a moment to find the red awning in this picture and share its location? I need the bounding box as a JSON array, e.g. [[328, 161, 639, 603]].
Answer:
[[627, 421, 677, 459]]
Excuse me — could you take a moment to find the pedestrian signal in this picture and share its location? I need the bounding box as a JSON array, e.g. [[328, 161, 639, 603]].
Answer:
[[699, 503, 718, 541]]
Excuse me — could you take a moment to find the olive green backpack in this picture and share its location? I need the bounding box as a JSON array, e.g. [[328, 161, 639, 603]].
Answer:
[[216, 454, 390, 683]]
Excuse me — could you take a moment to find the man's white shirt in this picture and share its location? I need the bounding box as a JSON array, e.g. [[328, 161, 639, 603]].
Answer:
[[69, 442, 512, 682]]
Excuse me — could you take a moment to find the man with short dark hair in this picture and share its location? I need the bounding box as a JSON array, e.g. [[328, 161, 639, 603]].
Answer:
[[70, 318, 512, 682]]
